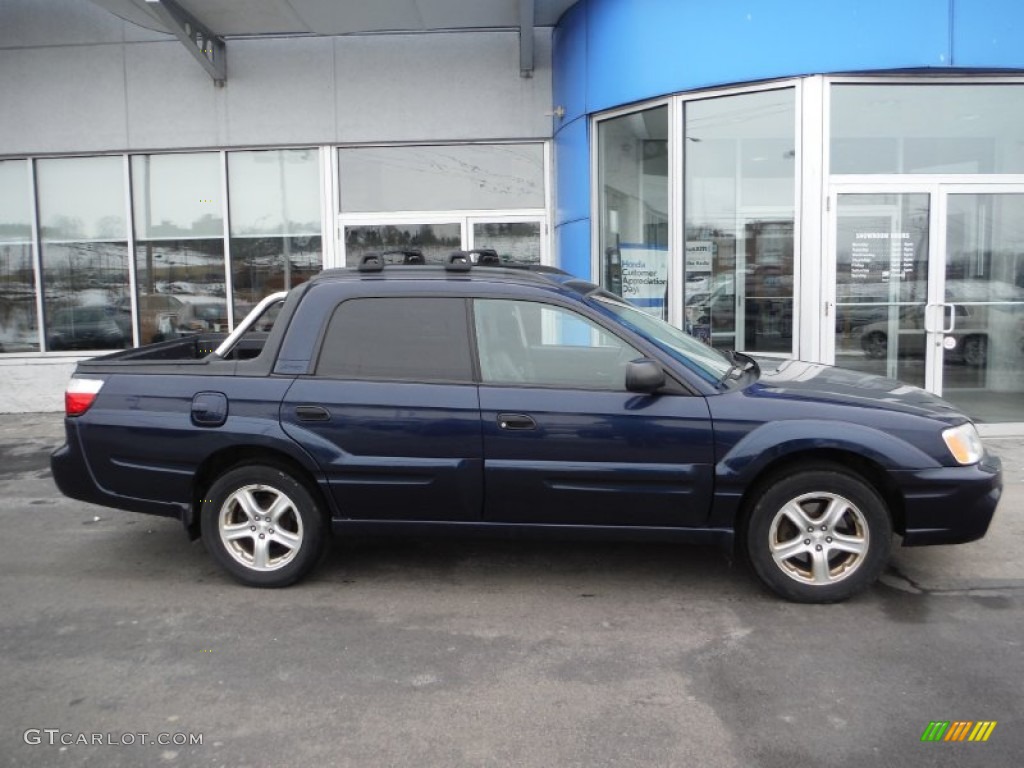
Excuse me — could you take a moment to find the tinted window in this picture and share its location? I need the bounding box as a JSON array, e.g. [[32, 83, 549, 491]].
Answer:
[[474, 299, 640, 389], [318, 298, 472, 381]]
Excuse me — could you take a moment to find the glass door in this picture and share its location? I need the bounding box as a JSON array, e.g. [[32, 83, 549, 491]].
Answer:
[[829, 185, 1024, 423], [829, 190, 934, 389], [937, 189, 1024, 422]]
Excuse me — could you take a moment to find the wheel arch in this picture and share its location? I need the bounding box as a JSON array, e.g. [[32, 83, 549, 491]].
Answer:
[[731, 449, 906, 554], [713, 419, 937, 542], [188, 445, 331, 540]]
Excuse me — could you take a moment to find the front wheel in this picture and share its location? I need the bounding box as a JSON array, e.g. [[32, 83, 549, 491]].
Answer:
[[745, 468, 891, 603], [201, 464, 326, 587]]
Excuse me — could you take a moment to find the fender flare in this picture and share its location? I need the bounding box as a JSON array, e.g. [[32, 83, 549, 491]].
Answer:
[[716, 418, 941, 487]]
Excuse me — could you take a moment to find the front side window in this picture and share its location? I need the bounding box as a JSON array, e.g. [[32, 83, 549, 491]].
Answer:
[[474, 299, 641, 389], [317, 297, 472, 381]]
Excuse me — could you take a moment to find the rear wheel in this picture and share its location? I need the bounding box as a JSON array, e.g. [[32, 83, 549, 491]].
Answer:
[[201, 464, 325, 587], [745, 467, 891, 603]]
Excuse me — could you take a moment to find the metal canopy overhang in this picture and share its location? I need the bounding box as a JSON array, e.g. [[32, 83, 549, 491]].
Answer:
[[144, 0, 226, 85], [90, 0, 580, 82]]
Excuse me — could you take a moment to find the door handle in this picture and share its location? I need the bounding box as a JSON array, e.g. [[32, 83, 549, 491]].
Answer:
[[498, 413, 536, 430], [925, 304, 957, 334], [295, 405, 331, 422]]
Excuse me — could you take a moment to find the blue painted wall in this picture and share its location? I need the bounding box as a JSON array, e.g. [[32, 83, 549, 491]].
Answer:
[[552, 0, 1024, 275]]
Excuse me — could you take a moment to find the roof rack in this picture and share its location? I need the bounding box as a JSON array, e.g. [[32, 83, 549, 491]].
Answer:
[[357, 252, 385, 272], [352, 250, 572, 277], [466, 248, 500, 265], [381, 249, 425, 265], [445, 251, 473, 272]]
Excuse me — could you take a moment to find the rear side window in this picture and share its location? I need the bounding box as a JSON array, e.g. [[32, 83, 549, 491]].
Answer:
[[317, 298, 472, 381]]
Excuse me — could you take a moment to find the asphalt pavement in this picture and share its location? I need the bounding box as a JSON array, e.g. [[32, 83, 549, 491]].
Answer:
[[1, 412, 1022, 768]]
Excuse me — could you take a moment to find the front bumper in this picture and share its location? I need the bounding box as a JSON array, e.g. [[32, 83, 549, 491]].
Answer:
[[894, 452, 1002, 546]]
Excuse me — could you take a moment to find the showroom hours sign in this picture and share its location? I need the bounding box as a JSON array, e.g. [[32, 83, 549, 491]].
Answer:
[[849, 231, 915, 282]]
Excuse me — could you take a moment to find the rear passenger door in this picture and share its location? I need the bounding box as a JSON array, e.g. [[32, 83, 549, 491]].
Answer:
[[280, 297, 482, 521], [473, 299, 715, 527]]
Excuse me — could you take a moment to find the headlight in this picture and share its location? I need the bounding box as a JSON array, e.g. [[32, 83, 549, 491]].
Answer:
[[942, 422, 984, 465]]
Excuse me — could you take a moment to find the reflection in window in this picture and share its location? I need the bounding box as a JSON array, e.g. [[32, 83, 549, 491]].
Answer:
[[597, 106, 669, 319], [228, 149, 322, 321], [131, 153, 227, 344], [472, 222, 541, 264], [684, 88, 795, 354], [36, 156, 129, 351], [338, 144, 544, 213], [344, 224, 461, 267], [832, 85, 1024, 175], [0, 160, 38, 352]]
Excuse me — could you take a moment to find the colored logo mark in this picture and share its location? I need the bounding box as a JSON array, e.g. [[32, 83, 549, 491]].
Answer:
[[921, 721, 997, 742]]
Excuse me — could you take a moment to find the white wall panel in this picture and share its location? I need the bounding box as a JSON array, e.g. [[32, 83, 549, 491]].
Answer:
[[0, 358, 77, 413], [334, 30, 552, 142], [225, 37, 335, 146], [1, 27, 552, 156], [0, 45, 128, 155], [124, 41, 221, 150]]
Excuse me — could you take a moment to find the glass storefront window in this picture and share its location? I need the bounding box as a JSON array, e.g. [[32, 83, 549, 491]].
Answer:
[[131, 153, 226, 344], [36, 156, 130, 351], [344, 223, 461, 267], [0, 160, 38, 353], [228, 149, 322, 321], [338, 144, 544, 213], [597, 106, 669, 319], [684, 88, 795, 354], [472, 221, 541, 264], [831, 84, 1024, 174]]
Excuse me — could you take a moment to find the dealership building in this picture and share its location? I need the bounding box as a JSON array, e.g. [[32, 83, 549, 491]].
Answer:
[[2, 0, 1023, 428]]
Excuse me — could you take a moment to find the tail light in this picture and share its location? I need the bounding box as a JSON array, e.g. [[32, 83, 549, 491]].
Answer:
[[65, 377, 105, 417]]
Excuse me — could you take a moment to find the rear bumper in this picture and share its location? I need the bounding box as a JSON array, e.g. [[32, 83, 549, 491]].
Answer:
[[50, 420, 188, 523], [895, 453, 1002, 546]]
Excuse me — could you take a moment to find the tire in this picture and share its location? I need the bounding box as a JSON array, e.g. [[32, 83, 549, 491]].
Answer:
[[745, 467, 891, 603], [961, 335, 987, 367], [862, 331, 887, 359], [201, 464, 326, 587]]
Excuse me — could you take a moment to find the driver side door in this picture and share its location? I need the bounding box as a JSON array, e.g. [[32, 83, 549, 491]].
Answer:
[[473, 298, 715, 527]]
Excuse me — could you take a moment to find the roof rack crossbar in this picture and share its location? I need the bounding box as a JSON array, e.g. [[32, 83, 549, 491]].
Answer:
[[357, 252, 385, 272], [466, 248, 501, 265], [445, 251, 473, 272]]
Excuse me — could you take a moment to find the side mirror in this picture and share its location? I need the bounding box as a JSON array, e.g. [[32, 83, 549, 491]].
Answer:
[[625, 359, 666, 394]]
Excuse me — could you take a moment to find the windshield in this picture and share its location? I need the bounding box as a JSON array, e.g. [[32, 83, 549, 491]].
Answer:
[[591, 296, 734, 384]]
